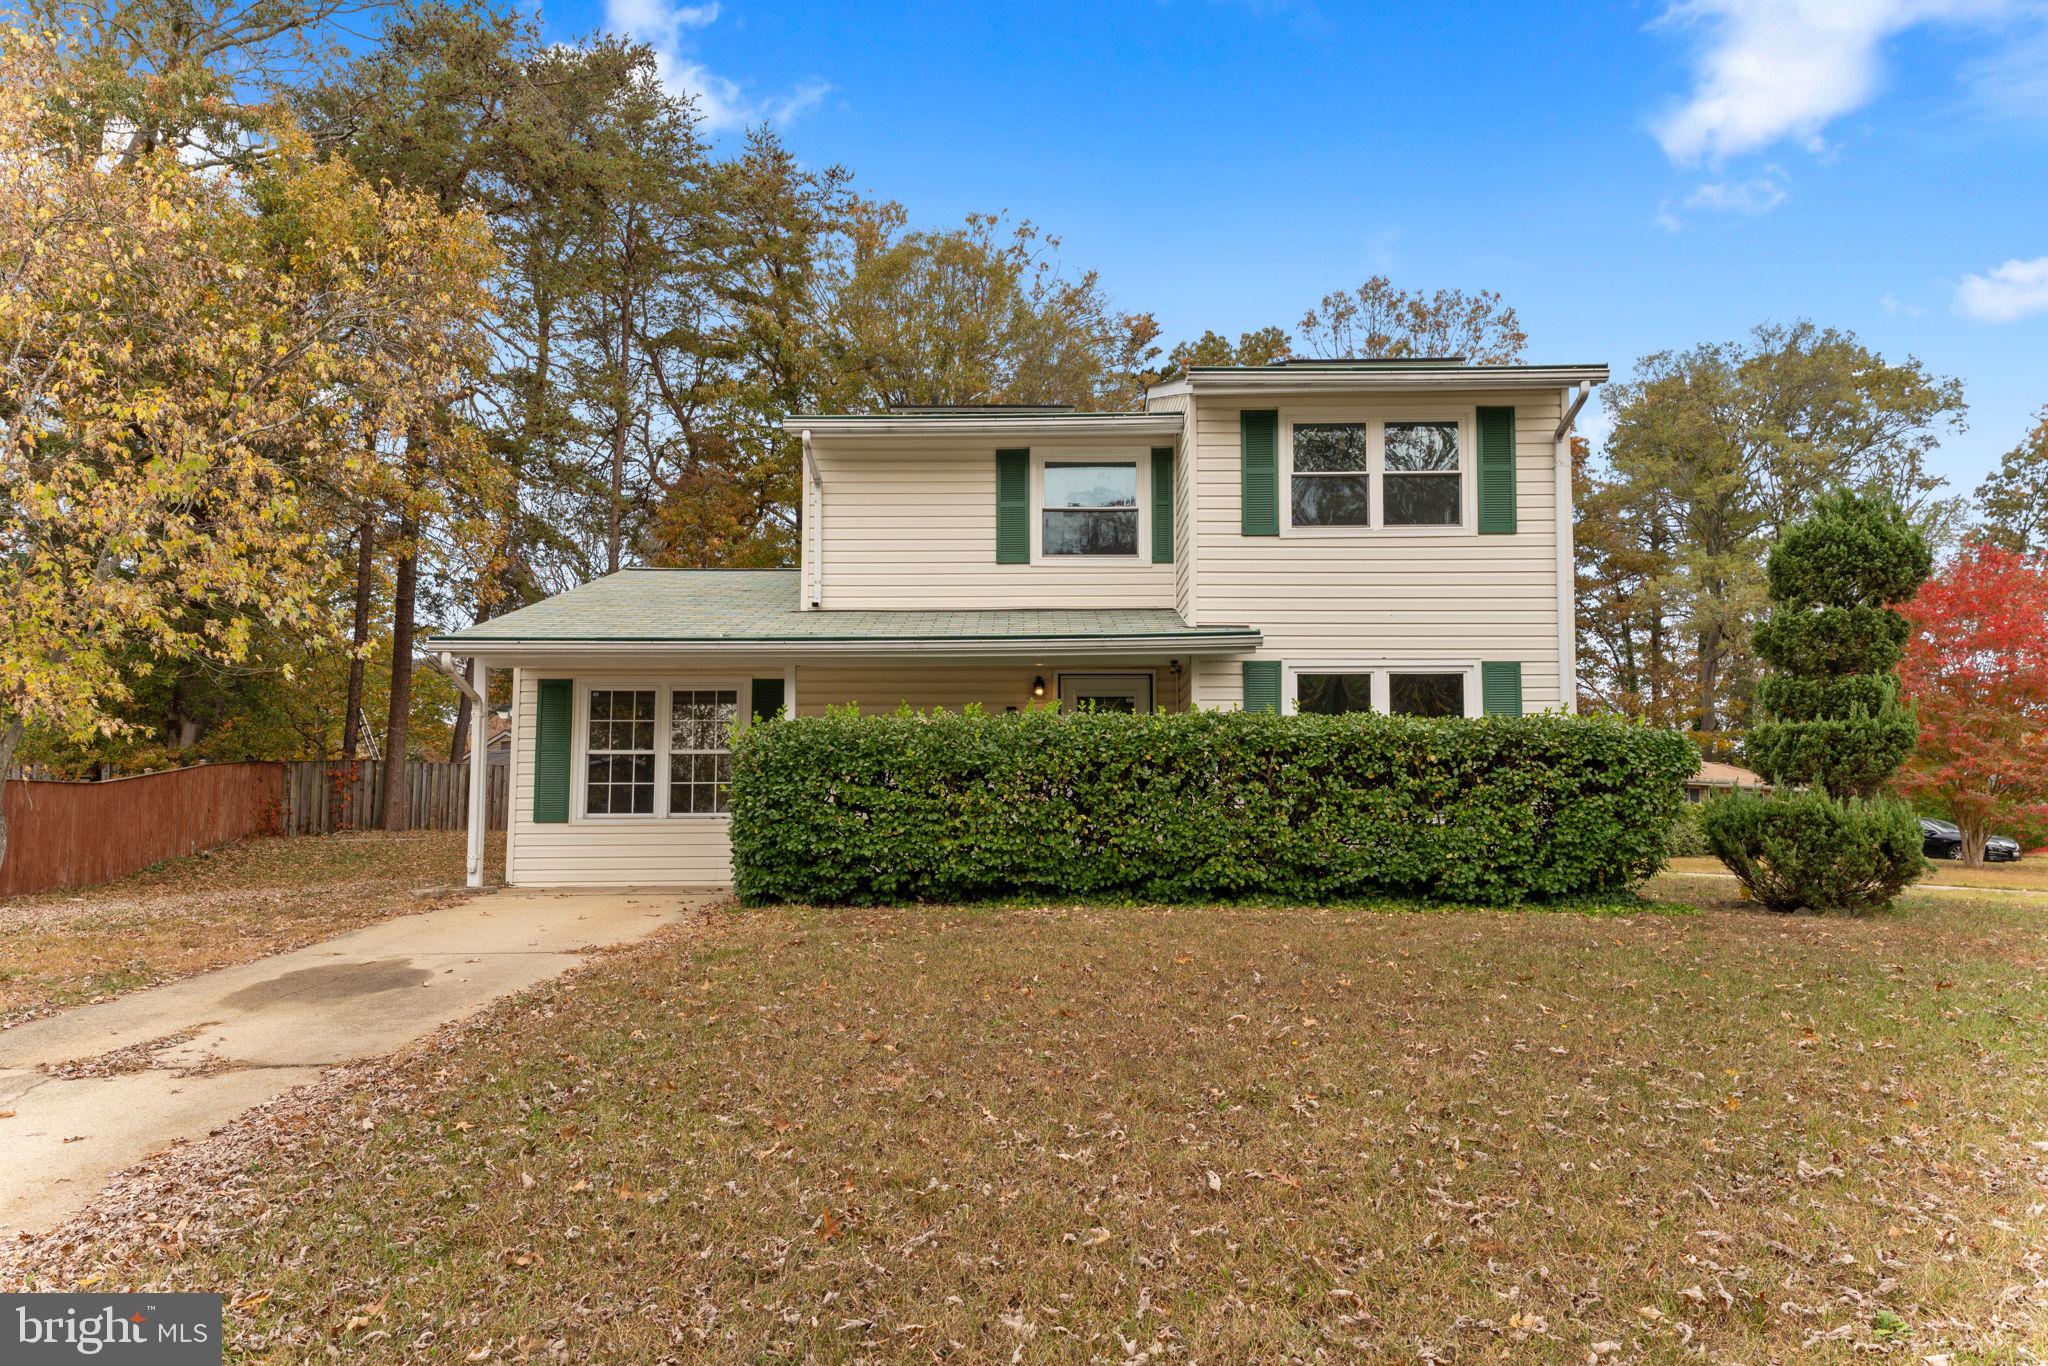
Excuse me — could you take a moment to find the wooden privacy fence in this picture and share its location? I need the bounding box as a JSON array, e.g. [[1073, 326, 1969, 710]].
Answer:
[[278, 759, 508, 836], [0, 762, 282, 897]]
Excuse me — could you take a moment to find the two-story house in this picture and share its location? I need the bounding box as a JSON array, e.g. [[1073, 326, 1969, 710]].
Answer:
[[429, 357, 1605, 888]]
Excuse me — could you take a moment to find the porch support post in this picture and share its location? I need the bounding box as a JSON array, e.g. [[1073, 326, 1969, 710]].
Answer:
[[784, 662, 798, 719], [466, 656, 488, 888]]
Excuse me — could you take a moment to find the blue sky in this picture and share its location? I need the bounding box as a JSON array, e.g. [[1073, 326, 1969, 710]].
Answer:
[[550, 0, 2048, 495]]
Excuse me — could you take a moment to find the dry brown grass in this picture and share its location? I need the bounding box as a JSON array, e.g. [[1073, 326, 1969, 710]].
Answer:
[[0, 831, 502, 1025], [18, 882, 2048, 1362]]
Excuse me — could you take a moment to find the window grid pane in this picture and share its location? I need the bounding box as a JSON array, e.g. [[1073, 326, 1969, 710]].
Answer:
[[1043, 508, 1138, 555], [1384, 472, 1460, 526], [1389, 673, 1465, 718], [669, 688, 738, 817], [586, 690, 656, 816], [1383, 422, 1459, 472], [1297, 673, 1375, 715], [1043, 463, 1137, 509], [1291, 473, 1370, 527], [1293, 423, 1369, 472]]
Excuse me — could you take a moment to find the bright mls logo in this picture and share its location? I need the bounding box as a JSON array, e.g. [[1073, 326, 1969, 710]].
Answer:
[[1, 1295, 221, 1363]]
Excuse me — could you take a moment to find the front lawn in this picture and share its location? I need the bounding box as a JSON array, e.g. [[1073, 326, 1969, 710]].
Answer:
[[0, 831, 502, 1025], [12, 880, 2048, 1361]]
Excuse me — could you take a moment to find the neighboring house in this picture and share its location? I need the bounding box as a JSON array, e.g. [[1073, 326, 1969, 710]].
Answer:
[[1685, 760, 1766, 803], [429, 357, 1606, 887], [483, 707, 512, 767]]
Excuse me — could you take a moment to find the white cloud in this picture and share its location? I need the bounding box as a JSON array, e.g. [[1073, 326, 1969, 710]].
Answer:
[[1880, 292, 1926, 316], [1653, 0, 2017, 164], [604, 0, 829, 131], [1685, 168, 1790, 214], [1956, 255, 2048, 321]]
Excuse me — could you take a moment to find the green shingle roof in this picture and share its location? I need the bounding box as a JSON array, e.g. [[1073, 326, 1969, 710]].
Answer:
[[429, 569, 1258, 648]]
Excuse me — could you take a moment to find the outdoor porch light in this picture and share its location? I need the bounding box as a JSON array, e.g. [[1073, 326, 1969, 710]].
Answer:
[[1031, 675, 1047, 698]]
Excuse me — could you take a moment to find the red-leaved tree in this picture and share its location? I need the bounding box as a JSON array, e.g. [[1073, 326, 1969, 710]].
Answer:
[[1897, 543, 2048, 864]]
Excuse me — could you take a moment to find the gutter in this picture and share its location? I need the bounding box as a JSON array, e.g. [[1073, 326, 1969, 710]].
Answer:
[[1552, 382, 1599, 713], [426, 652, 481, 705], [779, 413, 1184, 439], [1152, 366, 1610, 400], [419, 631, 1263, 659], [801, 428, 822, 609], [425, 652, 488, 888]]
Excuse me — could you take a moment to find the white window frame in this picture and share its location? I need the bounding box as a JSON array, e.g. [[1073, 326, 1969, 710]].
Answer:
[[571, 678, 749, 823], [1029, 446, 1154, 565], [1282, 662, 1479, 718], [1280, 407, 1476, 537]]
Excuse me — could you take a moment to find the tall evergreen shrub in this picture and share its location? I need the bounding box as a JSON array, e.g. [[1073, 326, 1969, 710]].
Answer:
[[1701, 491, 1931, 912]]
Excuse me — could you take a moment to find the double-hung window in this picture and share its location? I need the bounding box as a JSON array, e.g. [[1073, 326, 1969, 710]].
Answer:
[[583, 684, 739, 818], [1041, 462, 1138, 556], [586, 689, 657, 815], [669, 689, 738, 814], [1382, 422, 1461, 526], [1290, 423, 1371, 527]]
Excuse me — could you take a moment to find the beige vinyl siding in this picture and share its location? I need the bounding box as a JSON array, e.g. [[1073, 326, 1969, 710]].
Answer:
[[812, 438, 1176, 610], [1188, 389, 1567, 711], [506, 670, 736, 888], [793, 662, 1175, 717]]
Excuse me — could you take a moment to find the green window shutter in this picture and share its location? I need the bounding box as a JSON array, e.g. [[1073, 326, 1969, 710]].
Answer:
[[1240, 410, 1278, 536], [1476, 406, 1517, 534], [1242, 659, 1282, 714], [995, 448, 1030, 564], [1481, 661, 1523, 717], [1151, 446, 1175, 564], [532, 678, 572, 823], [750, 677, 786, 723]]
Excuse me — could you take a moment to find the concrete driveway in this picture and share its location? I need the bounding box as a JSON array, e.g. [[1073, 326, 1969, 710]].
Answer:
[[0, 887, 715, 1238]]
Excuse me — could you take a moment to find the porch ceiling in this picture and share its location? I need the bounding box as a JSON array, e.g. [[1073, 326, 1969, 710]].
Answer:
[[428, 569, 1259, 658]]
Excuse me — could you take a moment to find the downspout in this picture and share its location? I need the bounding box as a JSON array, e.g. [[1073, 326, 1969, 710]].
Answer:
[[429, 652, 488, 888], [802, 428, 823, 609], [1552, 384, 1597, 713]]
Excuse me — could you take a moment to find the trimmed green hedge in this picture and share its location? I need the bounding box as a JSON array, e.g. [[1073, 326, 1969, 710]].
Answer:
[[729, 708, 1697, 906]]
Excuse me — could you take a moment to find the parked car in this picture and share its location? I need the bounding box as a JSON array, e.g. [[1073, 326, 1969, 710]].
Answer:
[[1920, 817, 2023, 862]]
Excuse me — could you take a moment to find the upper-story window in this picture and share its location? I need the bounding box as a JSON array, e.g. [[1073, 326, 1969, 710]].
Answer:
[[1042, 461, 1138, 556], [1383, 422, 1460, 526], [1291, 423, 1370, 527], [1286, 415, 1468, 531]]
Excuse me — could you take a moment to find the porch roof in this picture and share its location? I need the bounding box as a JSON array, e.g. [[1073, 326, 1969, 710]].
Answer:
[[428, 569, 1260, 657]]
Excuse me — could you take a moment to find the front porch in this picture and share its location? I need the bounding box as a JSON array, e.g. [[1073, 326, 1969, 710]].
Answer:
[[476, 655, 1213, 890], [427, 570, 1261, 889]]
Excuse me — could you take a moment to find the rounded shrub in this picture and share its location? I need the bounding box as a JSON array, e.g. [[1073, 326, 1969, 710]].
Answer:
[[1702, 790, 1923, 914], [1704, 489, 1932, 912], [729, 707, 1698, 907]]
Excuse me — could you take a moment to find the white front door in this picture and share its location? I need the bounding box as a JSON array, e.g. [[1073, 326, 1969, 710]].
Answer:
[[1058, 672, 1154, 713]]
